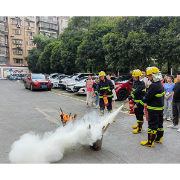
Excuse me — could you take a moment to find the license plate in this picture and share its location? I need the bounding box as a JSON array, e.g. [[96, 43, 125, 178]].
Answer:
[[74, 89, 77, 92], [58, 85, 61, 87], [42, 86, 47, 88], [66, 87, 69, 89]]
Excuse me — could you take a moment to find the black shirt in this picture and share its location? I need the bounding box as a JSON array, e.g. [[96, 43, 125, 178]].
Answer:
[[173, 82, 180, 103], [92, 82, 98, 90]]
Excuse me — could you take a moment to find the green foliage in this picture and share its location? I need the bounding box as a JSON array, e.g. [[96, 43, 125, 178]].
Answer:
[[26, 16, 180, 75]]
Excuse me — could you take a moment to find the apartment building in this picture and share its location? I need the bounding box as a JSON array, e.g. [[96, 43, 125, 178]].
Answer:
[[0, 16, 70, 78], [0, 16, 9, 65]]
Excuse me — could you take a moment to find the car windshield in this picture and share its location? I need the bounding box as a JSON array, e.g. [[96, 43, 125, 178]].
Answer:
[[114, 76, 131, 83], [32, 75, 46, 79], [77, 77, 87, 81]]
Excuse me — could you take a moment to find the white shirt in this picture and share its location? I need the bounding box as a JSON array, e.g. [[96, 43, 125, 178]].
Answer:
[[141, 76, 149, 87]]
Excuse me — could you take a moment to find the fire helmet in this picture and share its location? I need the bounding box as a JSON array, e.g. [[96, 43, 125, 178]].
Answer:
[[99, 71, 106, 77], [132, 69, 142, 77], [146, 67, 162, 82]]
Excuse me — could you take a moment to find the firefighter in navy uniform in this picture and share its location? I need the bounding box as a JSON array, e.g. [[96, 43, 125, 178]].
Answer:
[[94, 71, 114, 119], [134, 67, 164, 147], [126, 69, 146, 133]]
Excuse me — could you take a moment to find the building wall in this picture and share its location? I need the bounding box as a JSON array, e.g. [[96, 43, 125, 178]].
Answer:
[[1, 16, 70, 68], [8, 16, 36, 67]]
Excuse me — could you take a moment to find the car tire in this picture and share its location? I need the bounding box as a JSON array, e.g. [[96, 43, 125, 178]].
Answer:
[[30, 84, 34, 91], [117, 89, 127, 101]]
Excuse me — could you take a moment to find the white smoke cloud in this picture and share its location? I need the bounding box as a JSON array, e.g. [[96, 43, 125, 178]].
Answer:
[[9, 104, 124, 163]]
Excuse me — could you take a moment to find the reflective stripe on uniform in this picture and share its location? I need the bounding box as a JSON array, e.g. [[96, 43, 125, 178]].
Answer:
[[155, 92, 165, 97], [139, 100, 145, 105], [132, 88, 145, 92], [147, 106, 164, 110], [95, 91, 98, 94], [134, 100, 141, 103], [157, 128, 164, 131], [99, 94, 113, 98], [100, 86, 110, 90]]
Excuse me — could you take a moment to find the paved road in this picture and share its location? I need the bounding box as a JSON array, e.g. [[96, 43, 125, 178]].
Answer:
[[1, 80, 180, 164]]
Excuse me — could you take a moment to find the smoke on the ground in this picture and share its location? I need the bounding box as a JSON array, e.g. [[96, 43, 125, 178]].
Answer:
[[9, 105, 124, 163]]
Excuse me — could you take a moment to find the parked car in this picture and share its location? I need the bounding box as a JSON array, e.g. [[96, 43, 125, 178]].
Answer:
[[66, 76, 88, 92], [73, 76, 98, 94], [24, 73, 53, 91], [22, 74, 28, 82], [59, 73, 96, 89], [10, 74, 19, 80], [114, 75, 133, 101], [50, 75, 69, 88], [16, 74, 24, 80]]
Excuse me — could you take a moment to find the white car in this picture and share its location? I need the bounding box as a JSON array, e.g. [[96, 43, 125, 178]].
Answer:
[[66, 77, 88, 92], [59, 73, 96, 89], [73, 76, 98, 94]]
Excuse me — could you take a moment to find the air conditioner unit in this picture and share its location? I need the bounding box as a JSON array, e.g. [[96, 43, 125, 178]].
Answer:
[[27, 26, 31, 30], [17, 24, 20, 28], [30, 37, 33, 40], [15, 16, 19, 18], [11, 34, 14, 37]]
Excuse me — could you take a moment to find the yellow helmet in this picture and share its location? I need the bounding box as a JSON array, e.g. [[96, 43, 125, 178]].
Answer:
[[99, 71, 106, 77], [174, 78, 178, 83], [132, 69, 142, 77], [146, 67, 160, 75]]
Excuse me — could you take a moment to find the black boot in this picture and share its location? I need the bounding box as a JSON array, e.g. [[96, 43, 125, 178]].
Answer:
[[133, 121, 143, 133], [140, 130, 157, 147], [155, 128, 164, 143]]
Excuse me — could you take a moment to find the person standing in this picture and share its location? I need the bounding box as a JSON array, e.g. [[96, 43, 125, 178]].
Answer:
[[135, 67, 164, 147], [107, 75, 117, 111], [126, 69, 146, 134], [164, 75, 175, 121], [141, 70, 149, 90], [86, 75, 94, 107], [92, 77, 99, 109], [94, 71, 114, 117], [167, 73, 180, 131], [161, 74, 169, 87]]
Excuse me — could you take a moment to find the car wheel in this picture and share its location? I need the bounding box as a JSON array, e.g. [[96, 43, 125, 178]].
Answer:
[[30, 84, 34, 91], [117, 89, 127, 101]]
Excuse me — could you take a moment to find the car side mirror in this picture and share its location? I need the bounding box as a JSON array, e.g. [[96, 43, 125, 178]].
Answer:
[[129, 81, 133, 84]]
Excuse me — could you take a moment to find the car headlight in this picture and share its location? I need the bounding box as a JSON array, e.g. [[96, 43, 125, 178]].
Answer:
[[32, 81, 38, 84]]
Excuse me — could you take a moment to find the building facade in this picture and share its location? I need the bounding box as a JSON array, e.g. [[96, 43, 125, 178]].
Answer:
[[0, 16, 70, 68]]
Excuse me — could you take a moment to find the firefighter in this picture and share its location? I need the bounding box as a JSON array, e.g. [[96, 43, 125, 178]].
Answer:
[[134, 67, 164, 147], [94, 71, 114, 118], [126, 69, 146, 133]]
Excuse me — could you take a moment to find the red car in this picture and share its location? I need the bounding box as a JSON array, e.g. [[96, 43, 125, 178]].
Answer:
[[114, 75, 133, 101], [24, 73, 53, 91]]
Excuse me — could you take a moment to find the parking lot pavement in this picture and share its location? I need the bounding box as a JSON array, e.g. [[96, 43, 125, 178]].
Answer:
[[1, 80, 180, 164]]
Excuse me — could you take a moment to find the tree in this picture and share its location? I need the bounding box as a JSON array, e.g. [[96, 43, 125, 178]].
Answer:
[[50, 41, 63, 73], [38, 42, 58, 74], [25, 48, 41, 73], [76, 23, 115, 72]]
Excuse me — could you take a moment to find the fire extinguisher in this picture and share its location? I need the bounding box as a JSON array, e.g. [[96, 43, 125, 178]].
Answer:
[[129, 100, 135, 114], [103, 94, 109, 106], [144, 104, 149, 121]]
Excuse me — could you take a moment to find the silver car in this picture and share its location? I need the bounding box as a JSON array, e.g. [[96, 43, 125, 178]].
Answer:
[[73, 76, 98, 94]]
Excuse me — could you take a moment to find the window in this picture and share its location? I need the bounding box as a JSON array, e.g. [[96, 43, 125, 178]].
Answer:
[[26, 40, 34, 46], [26, 31, 34, 36], [12, 29, 22, 35], [0, 56, 5, 63], [13, 49, 23, 55], [0, 47, 5, 54], [0, 24, 4, 32], [11, 18, 21, 25], [12, 39, 22, 45], [0, 36, 5, 45], [14, 58, 23, 64]]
